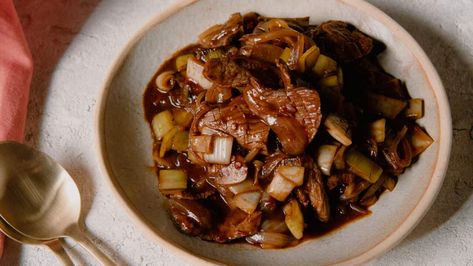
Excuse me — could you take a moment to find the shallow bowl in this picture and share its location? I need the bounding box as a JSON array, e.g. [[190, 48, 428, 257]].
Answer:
[[96, 0, 452, 265]]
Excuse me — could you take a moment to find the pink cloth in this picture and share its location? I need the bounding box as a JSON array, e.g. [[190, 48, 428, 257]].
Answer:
[[0, 0, 33, 257]]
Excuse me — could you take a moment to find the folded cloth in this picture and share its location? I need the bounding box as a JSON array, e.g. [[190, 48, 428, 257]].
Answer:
[[0, 0, 34, 258]]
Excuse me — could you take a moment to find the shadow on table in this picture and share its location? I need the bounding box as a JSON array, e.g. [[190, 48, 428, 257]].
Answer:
[[5, 0, 101, 264], [372, 3, 473, 244], [61, 160, 128, 265]]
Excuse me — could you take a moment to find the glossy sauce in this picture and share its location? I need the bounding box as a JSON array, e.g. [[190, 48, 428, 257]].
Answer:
[[143, 45, 370, 247]]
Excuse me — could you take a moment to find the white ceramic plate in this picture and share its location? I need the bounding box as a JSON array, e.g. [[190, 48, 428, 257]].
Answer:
[[96, 0, 452, 265]]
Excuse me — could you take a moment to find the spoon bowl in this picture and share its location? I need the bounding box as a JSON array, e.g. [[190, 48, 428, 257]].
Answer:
[[0, 141, 114, 265], [0, 216, 74, 265]]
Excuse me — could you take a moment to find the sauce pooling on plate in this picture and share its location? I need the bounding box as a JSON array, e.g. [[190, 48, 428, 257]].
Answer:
[[143, 12, 433, 248]]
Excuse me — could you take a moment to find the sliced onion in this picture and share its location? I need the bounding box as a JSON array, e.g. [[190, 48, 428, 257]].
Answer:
[[203, 136, 233, 164], [369, 118, 386, 143], [261, 218, 289, 233], [410, 125, 434, 156], [316, 144, 338, 175], [283, 199, 304, 239], [246, 232, 292, 249], [318, 75, 339, 89], [266, 171, 297, 202], [159, 169, 187, 190], [152, 110, 174, 140], [276, 166, 305, 186], [382, 126, 412, 171], [234, 191, 262, 214], [324, 114, 352, 146], [298, 45, 320, 72], [186, 58, 213, 89], [345, 149, 383, 183], [155, 71, 175, 92]]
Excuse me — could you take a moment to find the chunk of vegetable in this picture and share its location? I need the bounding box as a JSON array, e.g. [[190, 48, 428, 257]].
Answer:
[[261, 219, 289, 233], [152, 110, 174, 140], [333, 145, 347, 170], [190, 135, 213, 153], [228, 179, 258, 194], [266, 170, 297, 202], [324, 114, 352, 146], [279, 47, 291, 63], [360, 173, 387, 202], [383, 176, 397, 191], [312, 54, 337, 78], [298, 45, 320, 72], [160, 127, 179, 157], [409, 125, 434, 156], [317, 144, 339, 175], [345, 149, 383, 183], [234, 191, 262, 214], [283, 199, 304, 239], [155, 71, 175, 92], [277, 166, 305, 186], [175, 54, 195, 72], [159, 169, 187, 190], [318, 75, 339, 89], [246, 232, 292, 249], [186, 58, 213, 89], [172, 130, 189, 152], [203, 135, 234, 164], [369, 118, 386, 143], [404, 98, 424, 119], [367, 93, 407, 119], [173, 109, 193, 128]]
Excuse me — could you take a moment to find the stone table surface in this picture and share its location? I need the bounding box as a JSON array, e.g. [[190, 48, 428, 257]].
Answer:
[[2, 0, 472, 265]]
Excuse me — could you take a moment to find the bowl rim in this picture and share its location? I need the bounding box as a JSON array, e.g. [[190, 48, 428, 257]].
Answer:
[[94, 0, 452, 265]]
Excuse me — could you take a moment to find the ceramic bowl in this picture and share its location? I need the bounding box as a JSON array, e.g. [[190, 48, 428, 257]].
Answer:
[[96, 0, 452, 265]]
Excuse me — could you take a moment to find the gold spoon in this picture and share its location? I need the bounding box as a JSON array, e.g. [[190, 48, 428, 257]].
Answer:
[[0, 141, 114, 266], [0, 216, 74, 265]]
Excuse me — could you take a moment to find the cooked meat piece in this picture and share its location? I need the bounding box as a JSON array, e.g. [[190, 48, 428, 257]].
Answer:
[[169, 199, 214, 236], [312, 20, 373, 62], [243, 78, 322, 155], [198, 96, 270, 152], [198, 13, 243, 48], [261, 152, 287, 178], [203, 56, 281, 88], [205, 209, 262, 242], [205, 85, 232, 103], [344, 58, 408, 99], [306, 168, 330, 222]]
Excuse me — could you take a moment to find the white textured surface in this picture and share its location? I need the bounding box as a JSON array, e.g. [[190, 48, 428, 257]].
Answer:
[[1, 0, 472, 265]]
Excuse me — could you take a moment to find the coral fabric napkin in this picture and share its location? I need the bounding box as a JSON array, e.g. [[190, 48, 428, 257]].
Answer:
[[0, 0, 34, 257]]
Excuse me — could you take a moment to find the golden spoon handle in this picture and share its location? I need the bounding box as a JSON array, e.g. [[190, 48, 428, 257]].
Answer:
[[45, 239, 74, 266], [68, 224, 115, 266]]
